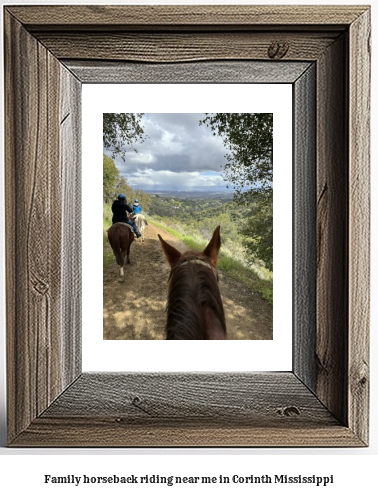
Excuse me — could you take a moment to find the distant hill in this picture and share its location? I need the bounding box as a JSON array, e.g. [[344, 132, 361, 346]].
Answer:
[[144, 189, 234, 200]]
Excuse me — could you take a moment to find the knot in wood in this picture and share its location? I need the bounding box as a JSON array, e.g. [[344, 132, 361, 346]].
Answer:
[[32, 279, 49, 296], [268, 41, 289, 59], [130, 395, 153, 416], [276, 406, 300, 417], [132, 396, 142, 406], [353, 361, 368, 389]]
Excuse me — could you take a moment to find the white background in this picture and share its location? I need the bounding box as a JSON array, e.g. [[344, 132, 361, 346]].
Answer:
[[83, 83, 292, 371], [0, 0, 377, 498]]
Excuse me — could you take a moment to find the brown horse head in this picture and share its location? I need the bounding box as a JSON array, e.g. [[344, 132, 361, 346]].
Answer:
[[158, 226, 226, 340]]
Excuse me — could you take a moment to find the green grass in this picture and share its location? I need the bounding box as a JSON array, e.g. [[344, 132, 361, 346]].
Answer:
[[223, 260, 273, 304], [152, 220, 183, 240]]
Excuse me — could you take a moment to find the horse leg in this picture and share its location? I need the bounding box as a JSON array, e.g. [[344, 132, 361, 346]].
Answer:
[[126, 244, 131, 264], [119, 245, 125, 280], [108, 228, 125, 281]]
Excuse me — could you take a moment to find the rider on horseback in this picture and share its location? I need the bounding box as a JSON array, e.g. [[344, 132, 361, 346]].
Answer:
[[111, 194, 141, 238], [132, 198, 142, 214]]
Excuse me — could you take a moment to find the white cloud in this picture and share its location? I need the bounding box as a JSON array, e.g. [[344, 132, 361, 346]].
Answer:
[[104, 113, 231, 191], [121, 152, 155, 165], [124, 168, 225, 191]]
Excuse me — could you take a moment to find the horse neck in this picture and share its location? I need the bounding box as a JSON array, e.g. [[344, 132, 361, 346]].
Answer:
[[201, 302, 227, 340], [166, 261, 227, 340]]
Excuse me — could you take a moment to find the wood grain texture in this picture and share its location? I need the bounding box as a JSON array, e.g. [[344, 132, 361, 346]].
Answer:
[[316, 34, 348, 426], [41, 373, 335, 422], [11, 373, 363, 447], [4, 11, 81, 443], [65, 60, 311, 84], [60, 68, 82, 388], [348, 8, 371, 445], [12, 420, 363, 448], [4, 4, 370, 447], [293, 64, 317, 390], [7, 5, 367, 30], [35, 32, 339, 63], [5, 12, 62, 442]]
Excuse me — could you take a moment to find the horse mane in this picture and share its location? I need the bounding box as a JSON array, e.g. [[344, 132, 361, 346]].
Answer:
[[166, 251, 226, 340]]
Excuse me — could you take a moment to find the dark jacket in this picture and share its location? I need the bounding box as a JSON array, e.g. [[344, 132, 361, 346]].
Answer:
[[111, 199, 134, 224]]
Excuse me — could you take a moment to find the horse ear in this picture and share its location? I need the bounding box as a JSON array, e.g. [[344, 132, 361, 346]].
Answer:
[[158, 234, 182, 268], [203, 225, 221, 267]]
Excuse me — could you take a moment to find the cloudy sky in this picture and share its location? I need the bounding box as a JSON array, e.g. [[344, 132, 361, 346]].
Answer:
[[104, 113, 231, 192]]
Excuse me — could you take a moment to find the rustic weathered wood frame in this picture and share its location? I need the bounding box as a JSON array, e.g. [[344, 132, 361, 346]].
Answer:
[[4, 5, 370, 447]]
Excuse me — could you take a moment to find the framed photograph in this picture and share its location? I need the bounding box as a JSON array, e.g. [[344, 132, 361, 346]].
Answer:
[[86, 86, 290, 369], [4, 5, 370, 447]]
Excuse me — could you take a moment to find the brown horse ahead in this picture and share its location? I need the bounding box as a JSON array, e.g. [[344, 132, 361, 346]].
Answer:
[[107, 221, 135, 280], [158, 226, 227, 340]]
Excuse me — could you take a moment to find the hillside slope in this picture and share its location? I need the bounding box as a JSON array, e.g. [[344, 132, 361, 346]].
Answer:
[[103, 223, 273, 340]]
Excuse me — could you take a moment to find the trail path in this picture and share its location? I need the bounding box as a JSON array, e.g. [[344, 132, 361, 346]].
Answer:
[[103, 223, 273, 340]]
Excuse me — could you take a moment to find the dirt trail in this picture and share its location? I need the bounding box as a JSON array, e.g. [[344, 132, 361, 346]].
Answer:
[[103, 224, 273, 340]]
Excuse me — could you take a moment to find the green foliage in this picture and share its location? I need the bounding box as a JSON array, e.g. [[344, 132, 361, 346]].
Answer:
[[236, 190, 273, 272], [103, 113, 147, 160], [103, 154, 119, 203], [200, 113, 273, 270], [103, 113, 151, 206], [133, 189, 152, 213], [148, 194, 232, 224], [114, 176, 134, 203], [103, 154, 152, 212], [200, 113, 273, 192], [148, 191, 271, 273], [103, 204, 114, 270]]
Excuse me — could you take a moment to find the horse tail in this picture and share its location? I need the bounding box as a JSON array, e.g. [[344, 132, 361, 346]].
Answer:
[[109, 229, 124, 267]]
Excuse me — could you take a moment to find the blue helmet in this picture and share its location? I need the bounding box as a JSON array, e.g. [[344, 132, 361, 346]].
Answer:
[[118, 193, 126, 201]]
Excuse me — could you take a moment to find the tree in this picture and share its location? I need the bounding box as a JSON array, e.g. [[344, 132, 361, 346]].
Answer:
[[237, 190, 273, 271], [103, 154, 152, 213], [103, 113, 147, 160], [114, 175, 135, 203], [200, 113, 273, 270], [201, 113, 272, 193], [103, 154, 119, 203]]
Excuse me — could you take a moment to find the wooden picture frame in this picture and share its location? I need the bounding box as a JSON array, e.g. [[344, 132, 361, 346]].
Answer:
[[4, 5, 370, 447]]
